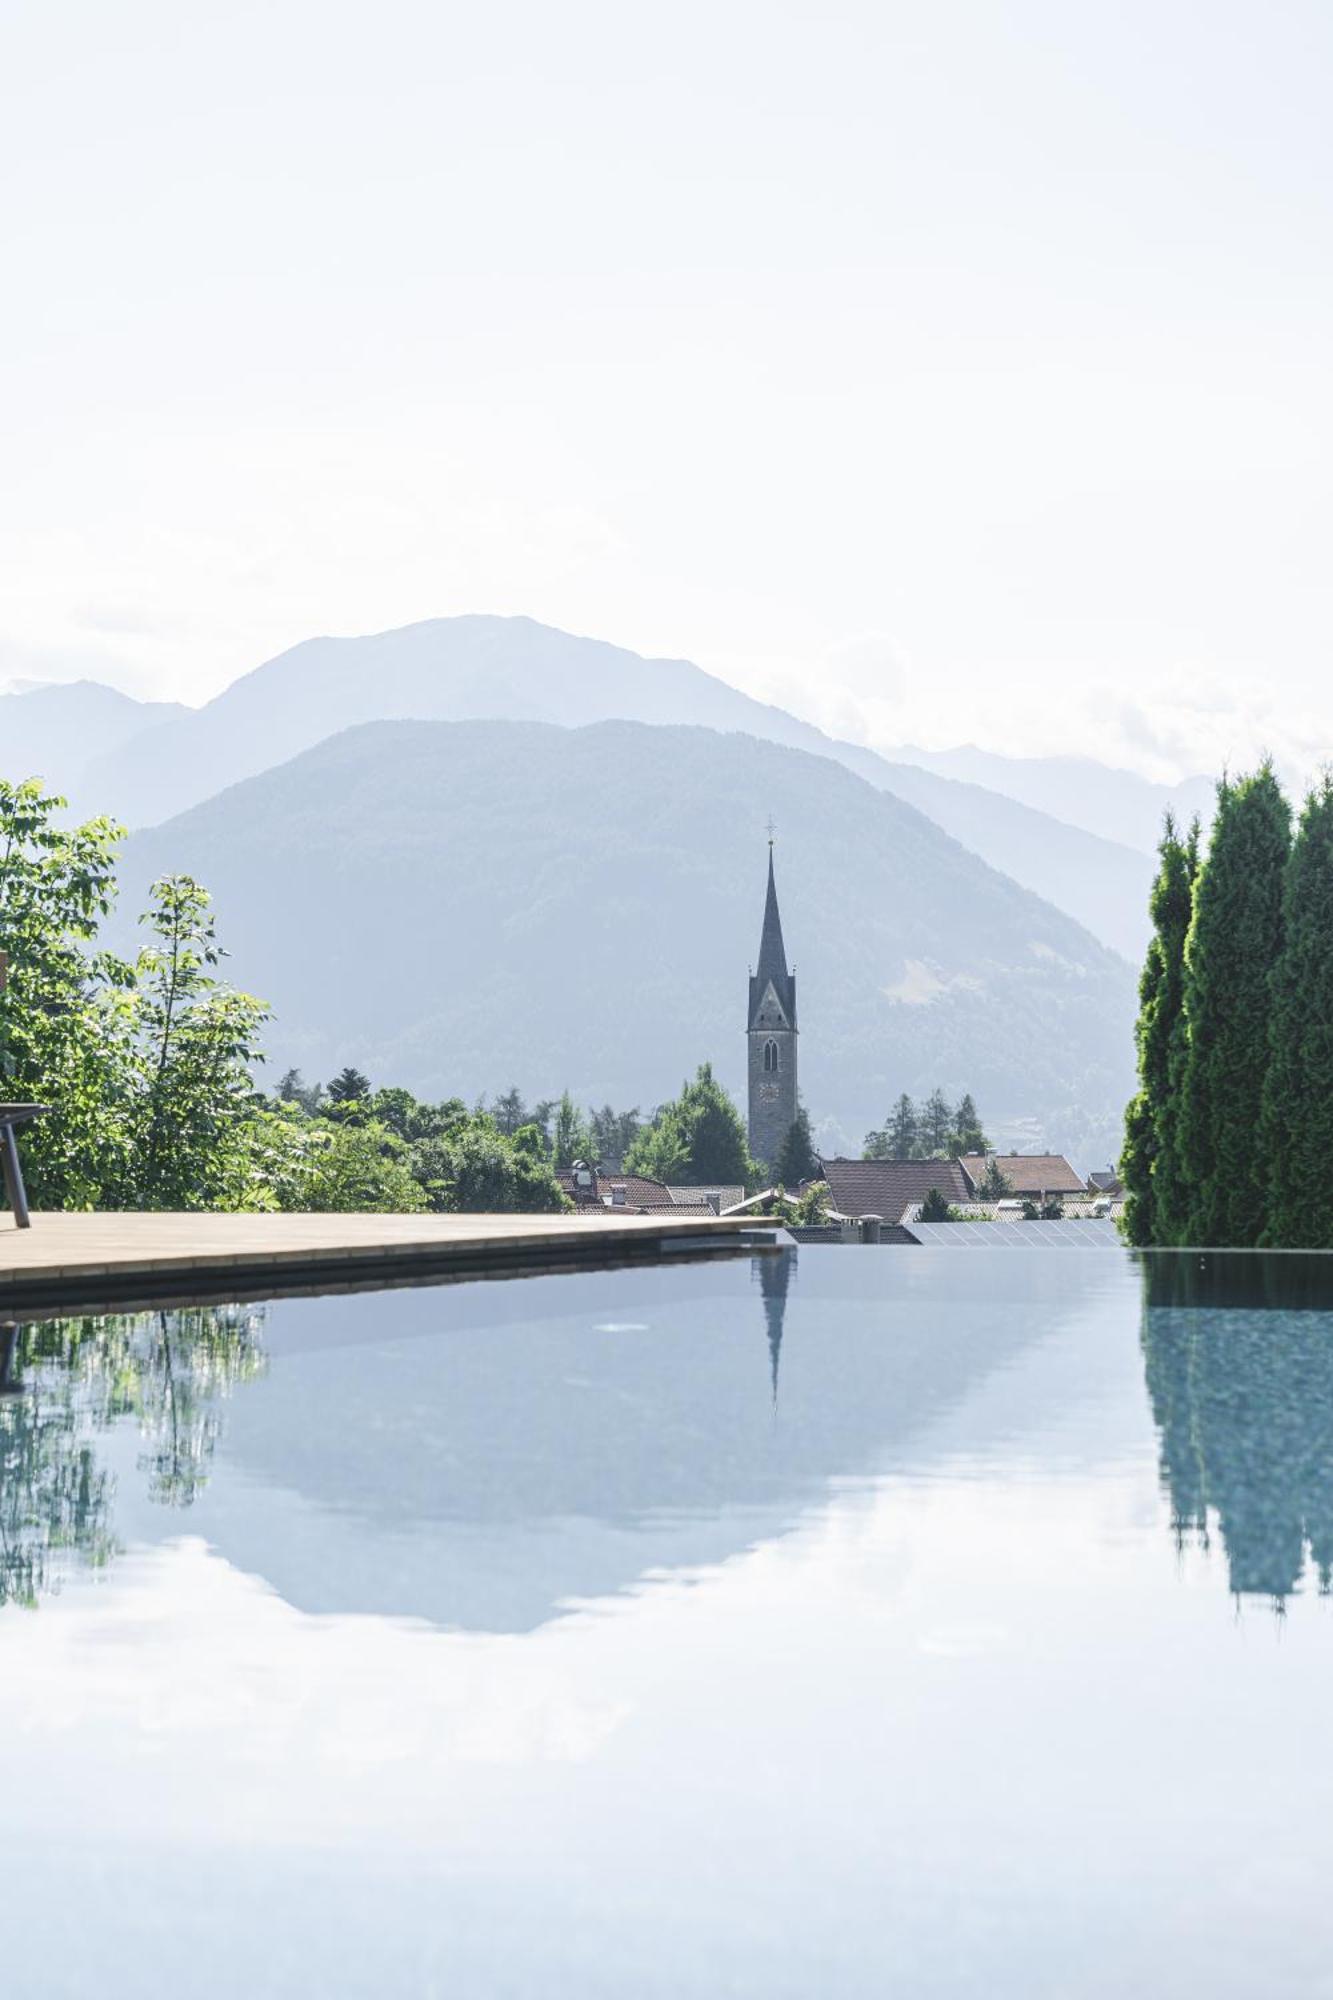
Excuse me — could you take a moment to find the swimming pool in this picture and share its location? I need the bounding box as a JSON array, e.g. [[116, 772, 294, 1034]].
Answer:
[[3, 1245, 1331, 1996]]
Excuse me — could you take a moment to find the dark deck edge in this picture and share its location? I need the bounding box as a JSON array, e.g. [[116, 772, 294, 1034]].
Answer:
[[0, 1226, 784, 1323]]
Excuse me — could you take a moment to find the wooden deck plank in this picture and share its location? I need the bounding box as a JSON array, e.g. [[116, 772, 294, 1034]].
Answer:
[[0, 1210, 780, 1317]]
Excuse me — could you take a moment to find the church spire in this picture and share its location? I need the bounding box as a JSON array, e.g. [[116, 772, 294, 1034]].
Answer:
[[755, 843, 790, 990], [747, 834, 799, 1172], [749, 841, 796, 1030]]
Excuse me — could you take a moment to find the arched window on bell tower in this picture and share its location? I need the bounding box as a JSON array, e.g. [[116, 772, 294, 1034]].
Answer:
[[764, 1039, 780, 1073]]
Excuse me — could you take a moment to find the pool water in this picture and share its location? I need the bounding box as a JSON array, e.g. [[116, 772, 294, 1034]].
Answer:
[[3, 1245, 1333, 1997]]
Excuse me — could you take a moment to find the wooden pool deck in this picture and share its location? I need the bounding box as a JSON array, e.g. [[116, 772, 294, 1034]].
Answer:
[[0, 1210, 782, 1319]]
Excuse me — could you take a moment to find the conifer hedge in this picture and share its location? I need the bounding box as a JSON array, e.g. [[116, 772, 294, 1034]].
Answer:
[[1119, 761, 1333, 1246], [1261, 777, 1333, 1248]]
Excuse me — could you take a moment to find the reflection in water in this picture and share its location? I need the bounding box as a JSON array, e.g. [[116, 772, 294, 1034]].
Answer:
[[1141, 1255, 1333, 1602], [29, 1245, 1333, 1623], [0, 1306, 266, 1606], [755, 1250, 790, 1407]]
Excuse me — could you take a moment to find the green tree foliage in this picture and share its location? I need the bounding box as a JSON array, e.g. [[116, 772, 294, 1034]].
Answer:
[[326, 1065, 371, 1106], [793, 1179, 830, 1224], [949, 1093, 987, 1154], [977, 1160, 1014, 1200], [865, 1089, 989, 1161], [773, 1105, 820, 1187], [1018, 1197, 1064, 1220], [0, 783, 270, 1211], [919, 1185, 953, 1222], [366, 1085, 418, 1138], [1262, 777, 1333, 1247], [278, 1117, 427, 1212], [275, 1067, 326, 1116], [588, 1102, 642, 1165], [864, 1091, 916, 1158], [551, 1089, 594, 1168], [623, 1117, 691, 1185], [625, 1063, 759, 1188], [1176, 767, 1290, 1246], [0, 779, 129, 1206], [887, 1093, 919, 1156], [919, 1087, 953, 1156], [1120, 815, 1198, 1246], [489, 1086, 528, 1136], [411, 1119, 567, 1213], [126, 876, 270, 1210]]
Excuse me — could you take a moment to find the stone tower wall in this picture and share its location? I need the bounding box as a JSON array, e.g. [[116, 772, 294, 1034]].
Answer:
[[747, 1024, 798, 1171]]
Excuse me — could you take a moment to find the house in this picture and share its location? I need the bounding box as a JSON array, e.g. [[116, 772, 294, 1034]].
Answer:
[[958, 1153, 1085, 1201], [1086, 1168, 1125, 1197], [665, 1184, 745, 1214], [818, 1157, 972, 1226], [556, 1169, 717, 1217]]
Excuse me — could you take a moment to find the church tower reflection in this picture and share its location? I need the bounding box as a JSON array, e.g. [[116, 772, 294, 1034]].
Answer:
[[1141, 1256, 1333, 1603], [755, 1250, 792, 1410]]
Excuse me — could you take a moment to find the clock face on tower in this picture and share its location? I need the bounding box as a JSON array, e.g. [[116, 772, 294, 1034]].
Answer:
[[759, 1082, 780, 1103]]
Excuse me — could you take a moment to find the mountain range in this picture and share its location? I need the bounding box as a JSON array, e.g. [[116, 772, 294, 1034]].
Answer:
[[114, 716, 1139, 1165], [0, 680, 186, 798], [12, 615, 1200, 960], [897, 744, 1216, 854]]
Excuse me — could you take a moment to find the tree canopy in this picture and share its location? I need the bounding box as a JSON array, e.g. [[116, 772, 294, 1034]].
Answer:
[[864, 1089, 990, 1160], [625, 1063, 759, 1188], [1176, 767, 1290, 1247], [1261, 777, 1333, 1248], [773, 1105, 820, 1187], [1118, 764, 1333, 1248]]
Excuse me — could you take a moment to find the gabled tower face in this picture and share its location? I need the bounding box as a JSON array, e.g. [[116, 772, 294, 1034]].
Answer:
[[747, 845, 798, 1173]]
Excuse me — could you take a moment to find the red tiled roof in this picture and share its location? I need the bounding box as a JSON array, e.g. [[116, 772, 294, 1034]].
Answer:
[[664, 1184, 744, 1213], [820, 1157, 971, 1223], [556, 1169, 698, 1214], [958, 1153, 1085, 1196]]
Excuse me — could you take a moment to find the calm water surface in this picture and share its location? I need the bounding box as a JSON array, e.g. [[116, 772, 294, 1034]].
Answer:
[[3, 1245, 1333, 1997]]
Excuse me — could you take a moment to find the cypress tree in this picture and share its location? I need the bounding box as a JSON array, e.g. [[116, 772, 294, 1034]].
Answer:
[[1176, 765, 1291, 1246], [1262, 776, 1333, 1247], [1146, 818, 1200, 1245], [1121, 815, 1196, 1245]]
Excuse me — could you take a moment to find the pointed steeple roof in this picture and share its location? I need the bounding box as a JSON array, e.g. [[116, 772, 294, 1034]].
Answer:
[[756, 846, 789, 988], [748, 842, 797, 1030]]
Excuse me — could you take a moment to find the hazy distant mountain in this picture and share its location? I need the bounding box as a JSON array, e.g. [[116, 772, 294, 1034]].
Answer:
[[116, 718, 1138, 1166], [0, 680, 187, 801], [890, 744, 1217, 855], [74, 614, 1152, 958]]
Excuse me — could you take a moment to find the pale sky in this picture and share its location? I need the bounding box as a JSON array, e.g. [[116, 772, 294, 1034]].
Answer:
[[3, 0, 1331, 778]]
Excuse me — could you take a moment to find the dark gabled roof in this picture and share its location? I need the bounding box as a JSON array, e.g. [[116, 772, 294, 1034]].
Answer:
[[1087, 1170, 1124, 1193], [748, 846, 797, 1031], [556, 1170, 677, 1212], [820, 1157, 971, 1223], [958, 1153, 1085, 1196]]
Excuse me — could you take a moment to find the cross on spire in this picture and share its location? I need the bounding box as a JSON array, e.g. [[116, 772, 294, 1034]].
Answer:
[[765, 814, 777, 848]]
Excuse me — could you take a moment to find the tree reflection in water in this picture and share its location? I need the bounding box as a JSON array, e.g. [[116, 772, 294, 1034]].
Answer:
[[1141, 1254, 1333, 1605], [0, 1306, 266, 1607]]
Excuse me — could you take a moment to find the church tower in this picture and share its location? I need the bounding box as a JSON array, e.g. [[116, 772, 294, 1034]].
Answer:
[[747, 840, 798, 1172]]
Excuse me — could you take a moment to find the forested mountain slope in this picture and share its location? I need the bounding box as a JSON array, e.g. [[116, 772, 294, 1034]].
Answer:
[[117, 717, 1137, 1163]]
